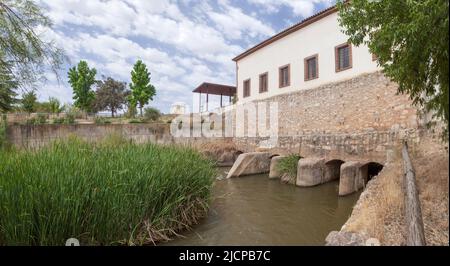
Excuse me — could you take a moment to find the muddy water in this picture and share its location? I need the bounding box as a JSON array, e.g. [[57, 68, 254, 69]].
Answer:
[[166, 168, 361, 246]]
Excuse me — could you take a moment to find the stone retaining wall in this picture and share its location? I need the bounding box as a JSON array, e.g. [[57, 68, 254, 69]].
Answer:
[[5, 123, 231, 149], [232, 71, 423, 162]]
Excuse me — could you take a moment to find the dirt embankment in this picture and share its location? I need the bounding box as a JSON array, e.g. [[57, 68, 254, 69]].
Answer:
[[197, 140, 242, 166], [342, 136, 449, 246]]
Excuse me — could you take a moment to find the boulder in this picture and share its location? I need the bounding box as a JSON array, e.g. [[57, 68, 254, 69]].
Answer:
[[217, 151, 238, 167], [226, 152, 271, 178], [325, 231, 372, 246], [296, 158, 326, 187], [269, 155, 286, 179]]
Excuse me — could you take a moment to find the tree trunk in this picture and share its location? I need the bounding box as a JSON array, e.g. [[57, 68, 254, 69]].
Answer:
[[402, 141, 426, 246], [140, 106, 143, 117]]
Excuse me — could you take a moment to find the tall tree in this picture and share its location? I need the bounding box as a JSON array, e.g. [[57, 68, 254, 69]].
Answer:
[[337, 0, 449, 139], [93, 77, 129, 117], [47, 97, 63, 114], [0, 58, 17, 112], [129, 60, 156, 117], [68, 61, 97, 113], [0, 1, 65, 89], [21, 90, 37, 113]]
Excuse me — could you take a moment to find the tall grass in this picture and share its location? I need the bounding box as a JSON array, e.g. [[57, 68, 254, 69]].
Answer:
[[277, 154, 302, 184], [0, 136, 216, 246], [0, 114, 6, 148]]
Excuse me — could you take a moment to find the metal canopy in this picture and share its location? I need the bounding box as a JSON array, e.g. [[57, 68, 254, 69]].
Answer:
[[193, 82, 236, 96], [193, 83, 236, 112]]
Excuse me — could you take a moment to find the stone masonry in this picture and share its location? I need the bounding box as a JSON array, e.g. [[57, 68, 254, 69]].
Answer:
[[232, 71, 422, 162]]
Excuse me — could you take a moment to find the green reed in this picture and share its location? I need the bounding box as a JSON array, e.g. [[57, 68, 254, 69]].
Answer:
[[0, 137, 216, 245]]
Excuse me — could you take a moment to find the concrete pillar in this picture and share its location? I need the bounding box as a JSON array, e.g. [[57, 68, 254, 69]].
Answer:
[[339, 161, 368, 196], [226, 152, 271, 178], [269, 155, 286, 179], [296, 158, 326, 187]]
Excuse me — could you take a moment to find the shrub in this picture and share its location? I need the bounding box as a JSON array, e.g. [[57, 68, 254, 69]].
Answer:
[[66, 105, 83, 119], [36, 113, 48, 124], [129, 119, 143, 124], [64, 114, 76, 124], [52, 116, 76, 125], [24, 114, 50, 125], [143, 107, 161, 122], [95, 117, 111, 124], [25, 117, 36, 125], [0, 137, 216, 245], [277, 154, 303, 184], [52, 117, 65, 124]]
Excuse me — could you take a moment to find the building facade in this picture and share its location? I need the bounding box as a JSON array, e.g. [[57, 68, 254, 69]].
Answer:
[[228, 6, 420, 159], [233, 7, 379, 104]]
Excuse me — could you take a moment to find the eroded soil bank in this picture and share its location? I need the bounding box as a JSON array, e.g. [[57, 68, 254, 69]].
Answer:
[[335, 136, 449, 246]]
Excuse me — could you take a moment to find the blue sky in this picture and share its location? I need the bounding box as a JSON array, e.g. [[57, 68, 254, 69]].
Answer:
[[36, 0, 335, 113]]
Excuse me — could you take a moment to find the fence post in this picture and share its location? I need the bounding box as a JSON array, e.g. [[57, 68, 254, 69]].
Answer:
[[402, 141, 426, 246]]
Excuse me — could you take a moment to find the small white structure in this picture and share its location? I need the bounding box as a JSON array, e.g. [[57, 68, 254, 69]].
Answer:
[[170, 102, 187, 115]]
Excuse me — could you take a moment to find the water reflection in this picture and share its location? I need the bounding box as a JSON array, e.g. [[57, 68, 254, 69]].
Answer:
[[165, 168, 360, 246]]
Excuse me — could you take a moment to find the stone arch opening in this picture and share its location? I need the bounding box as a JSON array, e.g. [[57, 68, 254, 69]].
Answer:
[[324, 159, 345, 182], [365, 162, 384, 180], [358, 162, 384, 185], [270, 154, 280, 159], [235, 150, 244, 156]]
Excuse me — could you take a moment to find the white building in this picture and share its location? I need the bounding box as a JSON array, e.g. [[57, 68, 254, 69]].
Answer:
[[232, 6, 380, 104], [170, 102, 187, 115]]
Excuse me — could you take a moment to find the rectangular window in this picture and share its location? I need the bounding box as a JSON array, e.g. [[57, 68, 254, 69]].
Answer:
[[304, 54, 319, 81], [259, 72, 268, 93], [335, 43, 352, 72], [243, 79, 251, 98], [279, 64, 290, 88]]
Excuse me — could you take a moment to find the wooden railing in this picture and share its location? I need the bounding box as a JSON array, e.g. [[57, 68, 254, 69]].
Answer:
[[402, 141, 426, 246]]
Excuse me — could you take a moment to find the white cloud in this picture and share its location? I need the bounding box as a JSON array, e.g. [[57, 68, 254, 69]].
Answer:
[[34, 0, 329, 112], [248, 0, 334, 17], [208, 1, 275, 40]]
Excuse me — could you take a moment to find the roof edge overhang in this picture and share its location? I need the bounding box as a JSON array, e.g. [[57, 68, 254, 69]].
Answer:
[[232, 5, 338, 62], [193, 82, 236, 96]]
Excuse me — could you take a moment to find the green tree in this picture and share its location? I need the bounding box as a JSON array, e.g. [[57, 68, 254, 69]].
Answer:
[[129, 60, 156, 117], [0, 61, 17, 112], [35, 97, 63, 114], [93, 77, 129, 117], [124, 101, 137, 119], [49, 97, 64, 114], [21, 90, 37, 113], [337, 0, 449, 139], [68, 61, 97, 113], [0, 1, 65, 89], [144, 107, 161, 122]]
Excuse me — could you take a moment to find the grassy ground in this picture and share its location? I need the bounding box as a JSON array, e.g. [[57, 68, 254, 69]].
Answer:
[[0, 136, 216, 246], [343, 136, 449, 245]]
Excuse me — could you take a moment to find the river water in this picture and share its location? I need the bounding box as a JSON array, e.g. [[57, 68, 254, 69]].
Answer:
[[166, 168, 361, 246]]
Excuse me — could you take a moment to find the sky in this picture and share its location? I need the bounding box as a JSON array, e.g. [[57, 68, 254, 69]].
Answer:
[[35, 0, 335, 113]]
